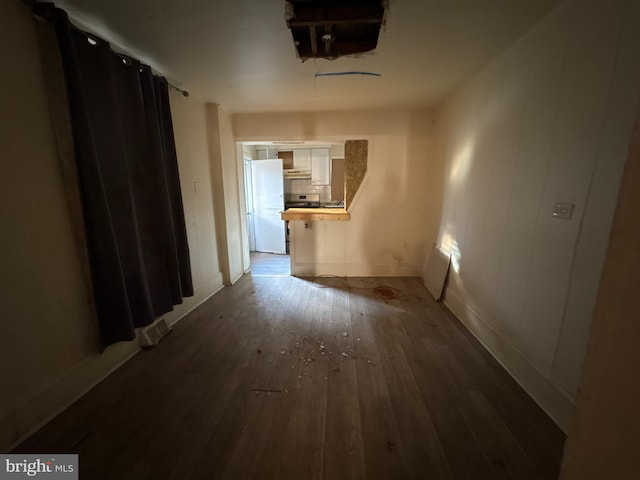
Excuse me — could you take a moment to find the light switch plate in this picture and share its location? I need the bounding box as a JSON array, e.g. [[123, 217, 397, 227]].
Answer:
[[553, 202, 574, 219]]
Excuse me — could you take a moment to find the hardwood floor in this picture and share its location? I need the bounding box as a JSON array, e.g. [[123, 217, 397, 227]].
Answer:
[[250, 251, 291, 276], [14, 275, 566, 479]]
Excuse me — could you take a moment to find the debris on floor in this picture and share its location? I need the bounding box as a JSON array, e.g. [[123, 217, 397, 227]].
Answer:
[[342, 352, 349, 357], [250, 388, 282, 394], [342, 331, 349, 337]]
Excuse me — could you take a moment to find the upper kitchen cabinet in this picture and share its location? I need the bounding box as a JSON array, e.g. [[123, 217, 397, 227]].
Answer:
[[311, 148, 330, 185], [293, 149, 311, 170], [256, 146, 277, 159], [278, 150, 294, 169]]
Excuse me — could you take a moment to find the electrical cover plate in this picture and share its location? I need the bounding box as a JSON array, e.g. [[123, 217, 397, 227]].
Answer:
[[552, 203, 574, 219]]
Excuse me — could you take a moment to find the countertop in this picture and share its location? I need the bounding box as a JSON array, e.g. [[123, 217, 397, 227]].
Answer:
[[281, 208, 350, 221]]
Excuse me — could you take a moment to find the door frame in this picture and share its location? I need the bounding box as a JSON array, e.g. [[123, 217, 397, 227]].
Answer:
[[236, 144, 251, 274]]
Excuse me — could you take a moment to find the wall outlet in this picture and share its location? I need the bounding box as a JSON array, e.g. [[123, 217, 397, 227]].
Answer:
[[553, 202, 574, 219], [305, 222, 312, 229]]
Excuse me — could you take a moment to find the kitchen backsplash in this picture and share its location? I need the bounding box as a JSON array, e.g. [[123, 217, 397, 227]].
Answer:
[[284, 178, 331, 203]]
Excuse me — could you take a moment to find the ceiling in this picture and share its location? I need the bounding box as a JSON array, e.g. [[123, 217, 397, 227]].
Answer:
[[51, 0, 562, 113]]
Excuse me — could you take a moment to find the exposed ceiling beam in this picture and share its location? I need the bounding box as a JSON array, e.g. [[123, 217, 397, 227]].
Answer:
[[323, 24, 332, 55], [288, 18, 382, 28], [309, 24, 318, 57], [296, 40, 377, 59]]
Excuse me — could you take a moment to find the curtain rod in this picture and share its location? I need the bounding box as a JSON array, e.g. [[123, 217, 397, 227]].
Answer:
[[24, 0, 190, 97], [168, 83, 189, 97], [112, 52, 190, 97]]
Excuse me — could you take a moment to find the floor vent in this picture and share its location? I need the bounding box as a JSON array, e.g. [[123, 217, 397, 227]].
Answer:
[[139, 318, 172, 348]]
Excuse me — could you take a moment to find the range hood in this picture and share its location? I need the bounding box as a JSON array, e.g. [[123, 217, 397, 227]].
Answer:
[[283, 169, 311, 179]]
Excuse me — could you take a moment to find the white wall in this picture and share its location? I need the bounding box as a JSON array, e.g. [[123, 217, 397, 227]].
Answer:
[[218, 109, 246, 281], [168, 94, 225, 312], [432, 0, 640, 431], [0, 1, 223, 451], [207, 104, 245, 283], [233, 109, 444, 277]]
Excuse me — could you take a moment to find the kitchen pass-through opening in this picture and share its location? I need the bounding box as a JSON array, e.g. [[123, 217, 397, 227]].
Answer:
[[242, 141, 346, 277]]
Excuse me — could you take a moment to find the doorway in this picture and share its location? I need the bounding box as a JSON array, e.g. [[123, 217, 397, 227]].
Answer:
[[242, 149, 290, 275], [239, 141, 346, 277], [249, 251, 290, 276]]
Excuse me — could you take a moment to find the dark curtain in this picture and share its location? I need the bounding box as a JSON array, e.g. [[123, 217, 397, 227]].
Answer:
[[33, 4, 193, 348]]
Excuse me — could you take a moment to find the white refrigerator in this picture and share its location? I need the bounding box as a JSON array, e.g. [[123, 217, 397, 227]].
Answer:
[[251, 159, 286, 254]]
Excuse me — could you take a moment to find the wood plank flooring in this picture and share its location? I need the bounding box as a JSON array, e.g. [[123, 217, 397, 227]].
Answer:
[[250, 252, 290, 276], [14, 275, 566, 479]]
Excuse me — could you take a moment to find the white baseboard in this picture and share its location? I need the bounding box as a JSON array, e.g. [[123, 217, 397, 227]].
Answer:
[[292, 262, 422, 277], [443, 288, 575, 433]]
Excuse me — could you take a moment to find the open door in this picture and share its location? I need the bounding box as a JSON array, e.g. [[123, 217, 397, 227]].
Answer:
[[243, 158, 256, 252], [252, 159, 286, 254]]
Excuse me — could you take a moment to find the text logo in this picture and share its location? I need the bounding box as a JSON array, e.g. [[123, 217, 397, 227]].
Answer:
[[1, 455, 77, 479]]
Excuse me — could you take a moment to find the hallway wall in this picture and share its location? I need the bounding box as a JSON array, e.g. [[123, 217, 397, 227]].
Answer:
[[233, 109, 444, 277], [432, 0, 640, 430], [0, 2, 223, 451]]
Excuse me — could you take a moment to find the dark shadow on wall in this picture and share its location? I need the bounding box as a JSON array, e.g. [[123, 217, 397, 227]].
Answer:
[[345, 139, 368, 210]]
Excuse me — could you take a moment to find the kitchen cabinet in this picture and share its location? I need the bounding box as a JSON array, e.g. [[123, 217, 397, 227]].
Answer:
[[278, 150, 294, 169], [311, 148, 330, 185], [256, 147, 277, 159], [293, 149, 311, 170]]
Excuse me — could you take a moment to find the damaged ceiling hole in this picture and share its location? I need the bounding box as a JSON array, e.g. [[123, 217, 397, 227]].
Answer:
[[285, 0, 386, 61]]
